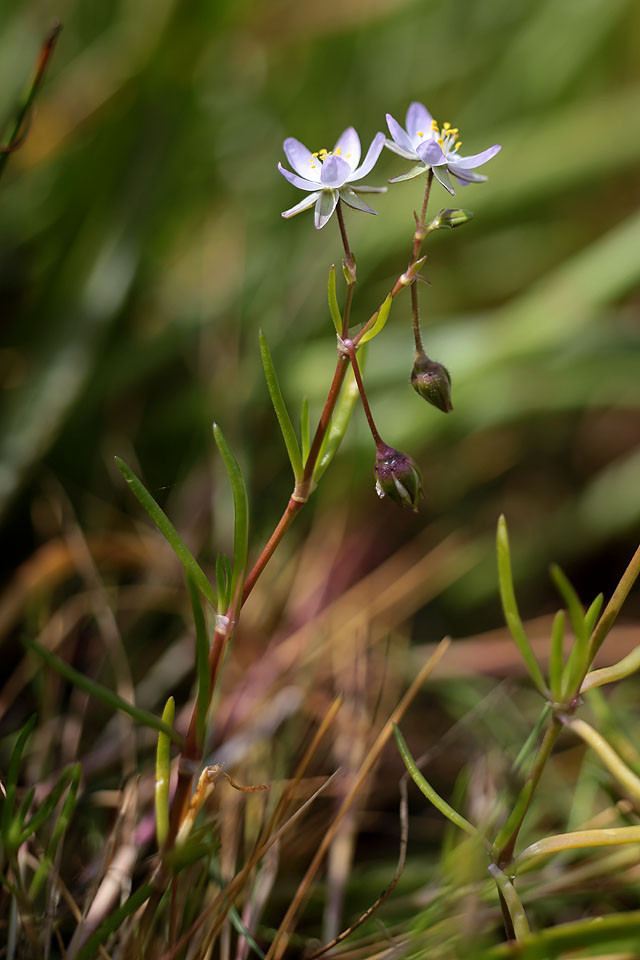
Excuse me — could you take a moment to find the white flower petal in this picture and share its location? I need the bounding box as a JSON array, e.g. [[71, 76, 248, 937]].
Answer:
[[278, 162, 323, 192], [349, 131, 385, 182], [405, 102, 433, 139], [320, 154, 351, 188], [314, 190, 339, 229], [384, 138, 417, 161], [281, 191, 321, 219], [451, 144, 501, 169], [351, 184, 387, 193], [385, 114, 415, 156], [449, 166, 488, 184], [283, 137, 321, 182], [416, 140, 447, 166], [339, 186, 377, 215], [334, 127, 361, 171]]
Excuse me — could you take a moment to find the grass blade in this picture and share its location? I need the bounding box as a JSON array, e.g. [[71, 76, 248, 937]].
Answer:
[[213, 423, 249, 604], [29, 763, 81, 898], [115, 457, 217, 611], [1, 716, 36, 839], [26, 638, 183, 746], [73, 883, 153, 960], [496, 516, 547, 696], [259, 331, 303, 484], [155, 697, 175, 849]]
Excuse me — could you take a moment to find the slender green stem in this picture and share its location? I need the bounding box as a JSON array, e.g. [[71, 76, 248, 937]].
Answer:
[[496, 717, 562, 868], [344, 341, 383, 447], [336, 200, 354, 272]]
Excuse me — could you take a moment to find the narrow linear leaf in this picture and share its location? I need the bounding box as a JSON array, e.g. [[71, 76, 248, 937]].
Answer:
[[213, 423, 249, 605], [187, 574, 210, 749], [115, 457, 217, 611], [29, 764, 81, 899], [328, 265, 342, 335], [551, 564, 586, 645], [73, 884, 153, 960], [155, 697, 175, 849], [15, 787, 36, 830], [314, 349, 365, 484], [215, 554, 229, 611], [567, 717, 640, 806], [300, 396, 310, 464], [258, 331, 303, 483], [496, 516, 547, 696], [512, 705, 551, 775], [584, 593, 604, 636], [358, 294, 393, 346], [516, 825, 640, 868], [1, 715, 36, 839], [582, 643, 640, 693], [26, 639, 183, 746], [549, 611, 565, 701], [393, 724, 478, 838]]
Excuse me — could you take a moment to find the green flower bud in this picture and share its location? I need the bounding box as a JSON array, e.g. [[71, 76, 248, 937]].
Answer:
[[430, 208, 474, 230], [411, 350, 453, 413], [374, 444, 423, 512]]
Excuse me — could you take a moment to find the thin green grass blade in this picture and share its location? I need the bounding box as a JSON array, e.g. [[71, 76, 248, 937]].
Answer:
[[73, 883, 153, 960], [15, 764, 79, 848], [358, 294, 393, 346], [581, 643, 640, 693], [213, 423, 249, 605], [29, 763, 81, 899], [327, 265, 342, 335], [223, 555, 233, 597], [155, 697, 175, 850], [549, 611, 565, 701], [26, 639, 183, 745], [187, 573, 210, 749], [300, 396, 310, 464], [552, 565, 590, 699], [492, 781, 534, 857], [1, 715, 36, 839], [258, 331, 303, 483], [115, 457, 217, 611], [496, 516, 547, 696], [393, 723, 478, 838]]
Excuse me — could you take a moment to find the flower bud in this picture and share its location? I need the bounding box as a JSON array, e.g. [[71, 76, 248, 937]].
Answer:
[[374, 444, 423, 512], [429, 208, 474, 230], [411, 350, 453, 413]]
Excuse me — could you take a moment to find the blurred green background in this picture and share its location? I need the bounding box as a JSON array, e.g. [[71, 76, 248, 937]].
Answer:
[[2, 0, 640, 633]]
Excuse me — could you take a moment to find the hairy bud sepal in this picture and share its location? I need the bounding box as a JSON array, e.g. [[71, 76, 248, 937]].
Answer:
[[411, 350, 453, 413], [374, 444, 423, 512]]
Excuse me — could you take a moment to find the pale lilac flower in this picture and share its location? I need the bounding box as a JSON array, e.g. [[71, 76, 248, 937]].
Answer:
[[278, 127, 387, 229], [385, 101, 501, 195]]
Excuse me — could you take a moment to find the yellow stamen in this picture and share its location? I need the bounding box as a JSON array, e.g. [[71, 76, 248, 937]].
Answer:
[[449, 128, 459, 136], [437, 137, 444, 146], [443, 121, 451, 130], [311, 152, 319, 158], [346, 153, 351, 158], [431, 120, 439, 130], [335, 147, 342, 155], [311, 164, 316, 168], [417, 130, 424, 137], [455, 141, 461, 150]]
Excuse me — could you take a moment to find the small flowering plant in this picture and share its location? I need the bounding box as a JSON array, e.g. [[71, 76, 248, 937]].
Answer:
[[385, 100, 501, 194], [276, 103, 500, 512], [278, 127, 387, 229]]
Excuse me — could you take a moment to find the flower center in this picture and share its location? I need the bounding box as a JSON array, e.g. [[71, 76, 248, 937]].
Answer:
[[429, 119, 462, 154], [309, 146, 351, 170]]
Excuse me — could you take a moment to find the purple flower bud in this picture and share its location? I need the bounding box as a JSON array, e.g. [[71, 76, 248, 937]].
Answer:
[[374, 444, 423, 512], [411, 351, 453, 413]]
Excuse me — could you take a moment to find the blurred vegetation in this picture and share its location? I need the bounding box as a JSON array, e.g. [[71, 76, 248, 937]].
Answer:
[[2, 0, 640, 955]]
